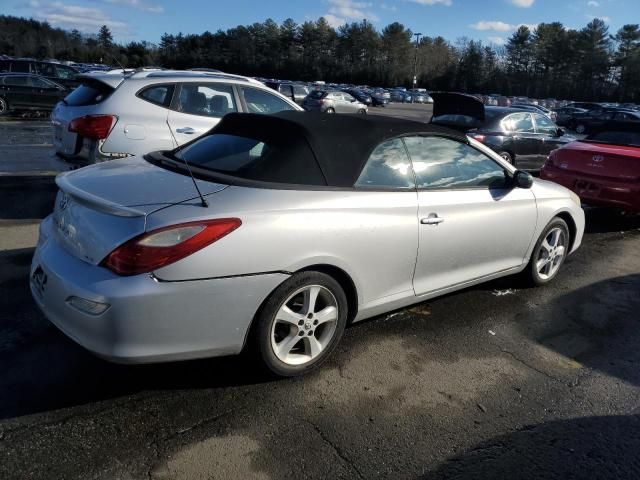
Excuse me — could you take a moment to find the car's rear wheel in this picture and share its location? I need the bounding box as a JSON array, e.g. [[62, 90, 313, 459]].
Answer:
[[575, 123, 587, 135], [254, 271, 348, 377], [358, 109, 367, 115], [525, 218, 570, 286], [326, 108, 335, 114], [0, 97, 9, 116]]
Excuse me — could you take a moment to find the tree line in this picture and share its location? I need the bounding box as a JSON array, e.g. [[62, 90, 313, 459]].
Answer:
[[1, 14, 639, 102]]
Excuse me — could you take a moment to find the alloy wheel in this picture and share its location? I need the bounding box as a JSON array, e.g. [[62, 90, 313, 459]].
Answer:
[[0, 97, 8, 115], [270, 285, 339, 366], [535, 227, 567, 280]]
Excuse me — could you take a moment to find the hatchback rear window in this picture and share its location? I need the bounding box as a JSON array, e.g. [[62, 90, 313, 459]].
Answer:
[[171, 133, 326, 186], [63, 80, 114, 106]]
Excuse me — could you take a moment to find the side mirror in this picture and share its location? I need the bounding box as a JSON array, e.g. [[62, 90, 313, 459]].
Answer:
[[514, 170, 533, 189]]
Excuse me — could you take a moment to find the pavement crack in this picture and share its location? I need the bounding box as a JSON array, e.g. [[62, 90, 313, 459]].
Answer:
[[500, 349, 563, 383], [301, 418, 365, 479]]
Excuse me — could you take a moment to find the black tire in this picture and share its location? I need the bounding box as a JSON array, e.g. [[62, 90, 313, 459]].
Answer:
[[326, 108, 335, 114], [524, 218, 570, 287], [253, 271, 348, 377], [0, 97, 9, 116], [575, 123, 587, 135], [357, 109, 367, 115], [498, 151, 514, 165]]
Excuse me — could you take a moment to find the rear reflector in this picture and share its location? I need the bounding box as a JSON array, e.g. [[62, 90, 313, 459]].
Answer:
[[102, 218, 241, 276], [69, 115, 117, 140]]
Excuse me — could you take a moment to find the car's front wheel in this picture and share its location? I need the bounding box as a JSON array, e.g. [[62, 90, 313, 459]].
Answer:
[[525, 218, 570, 286], [498, 151, 514, 165], [325, 108, 335, 114], [254, 271, 348, 377], [575, 123, 587, 135]]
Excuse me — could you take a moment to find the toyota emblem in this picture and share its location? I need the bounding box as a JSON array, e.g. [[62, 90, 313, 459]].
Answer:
[[58, 193, 69, 211]]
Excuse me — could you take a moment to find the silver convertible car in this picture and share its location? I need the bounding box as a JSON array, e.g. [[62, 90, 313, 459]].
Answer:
[[31, 112, 585, 376]]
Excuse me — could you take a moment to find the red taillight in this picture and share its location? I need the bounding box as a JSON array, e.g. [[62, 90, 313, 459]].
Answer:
[[68, 115, 117, 140], [102, 218, 241, 276], [472, 134, 486, 143]]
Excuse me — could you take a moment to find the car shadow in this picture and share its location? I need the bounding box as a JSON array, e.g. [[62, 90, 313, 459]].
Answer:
[[423, 415, 640, 479], [583, 207, 640, 234]]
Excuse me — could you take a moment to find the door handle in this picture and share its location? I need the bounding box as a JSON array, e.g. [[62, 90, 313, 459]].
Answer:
[[176, 127, 195, 134], [421, 214, 444, 225]]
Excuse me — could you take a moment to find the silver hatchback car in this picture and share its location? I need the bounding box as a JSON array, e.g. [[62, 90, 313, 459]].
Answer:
[[31, 112, 584, 377], [303, 89, 368, 114], [51, 70, 301, 165]]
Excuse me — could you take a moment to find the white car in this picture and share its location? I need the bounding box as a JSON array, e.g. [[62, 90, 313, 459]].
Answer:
[[51, 70, 302, 165]]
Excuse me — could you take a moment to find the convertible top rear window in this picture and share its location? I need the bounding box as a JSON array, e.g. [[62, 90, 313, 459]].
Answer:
[[172, 133, 326, 186]]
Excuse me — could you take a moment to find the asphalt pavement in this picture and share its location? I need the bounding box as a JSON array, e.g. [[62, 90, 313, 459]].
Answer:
[[0, 114, 639, 480]]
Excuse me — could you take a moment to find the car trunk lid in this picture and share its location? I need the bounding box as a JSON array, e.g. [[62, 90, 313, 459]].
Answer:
[[52, 156, 228, 265], [552, 141, 640, 181]]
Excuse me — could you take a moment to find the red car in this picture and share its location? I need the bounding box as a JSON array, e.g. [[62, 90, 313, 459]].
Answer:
[[541, 124, 640, 213]]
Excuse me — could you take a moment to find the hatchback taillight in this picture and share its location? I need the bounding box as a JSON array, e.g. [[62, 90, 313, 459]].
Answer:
[[102, 218, 241, 276], [68, 115, 117, 140]]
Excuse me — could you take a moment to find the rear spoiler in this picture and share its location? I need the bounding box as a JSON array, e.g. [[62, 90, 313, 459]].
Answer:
[[77, 73, 125, 89], [56, 173, 146, 218]]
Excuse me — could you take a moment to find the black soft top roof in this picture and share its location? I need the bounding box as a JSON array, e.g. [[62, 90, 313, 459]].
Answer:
[[212, 111, 466, 188]]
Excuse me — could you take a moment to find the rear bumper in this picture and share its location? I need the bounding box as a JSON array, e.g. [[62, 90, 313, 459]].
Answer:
[[541, 165, 640, 213], [30, 218, 289, 363]]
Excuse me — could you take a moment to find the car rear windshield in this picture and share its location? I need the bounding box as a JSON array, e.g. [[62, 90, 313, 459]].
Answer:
[[308, 90, 326, 99], [63, 80, 114, 106], [585, 130, 640, 147], [170, 133, 326, 186]]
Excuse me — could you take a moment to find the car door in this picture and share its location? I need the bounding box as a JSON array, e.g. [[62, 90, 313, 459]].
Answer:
[[27, 76, 63, 108], [502, 112, 540, 170], [342, 92, 359, 113], [532, 113, 566, 167], [404, 135, 537, 296], [166, 82, 238, 146], [2, 75, 33, 108], [353, 138, 420, 302], [237, 85, 298, 115]]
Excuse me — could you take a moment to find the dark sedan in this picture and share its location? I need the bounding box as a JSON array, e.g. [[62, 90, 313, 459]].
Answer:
[[567, 108, 640, 135], [0, 73, 67, 116], [430, 93, 575, 171], [553, 106, 588, 127]]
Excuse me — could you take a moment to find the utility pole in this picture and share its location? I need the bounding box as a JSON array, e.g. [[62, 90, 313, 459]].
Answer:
[[412, 32, 422, 101]]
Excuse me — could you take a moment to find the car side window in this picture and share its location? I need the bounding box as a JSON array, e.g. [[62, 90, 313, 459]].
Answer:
[[177, 83, 237, 117], [239, 87, 296, 114], [293, 85, 307, 96], [343, 93, 355, 102], [37, 63, 56, 77], [28, 76, 51, 88], [503, 113, 534, 133], [139, 84, 175, 107], [4, 75, 28, 86], [10, 62, 30, 73], [355, 138, 415, 189], [533, 114, 557, 134], [404, 136, 508, 190]]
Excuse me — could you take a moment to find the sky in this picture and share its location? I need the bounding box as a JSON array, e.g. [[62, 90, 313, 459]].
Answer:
[[0, 0, 634, 46]]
